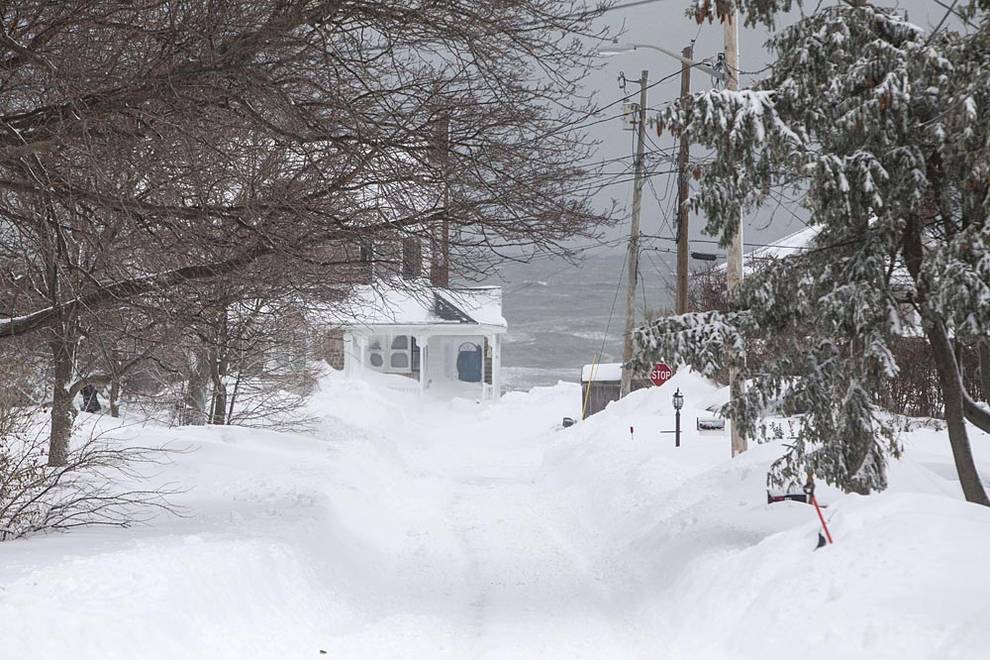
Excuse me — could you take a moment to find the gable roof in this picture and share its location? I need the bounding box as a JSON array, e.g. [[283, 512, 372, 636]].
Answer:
[[433, 292, 477, 323], [335, 281, 506, 329], [713, 225, 819, 274]]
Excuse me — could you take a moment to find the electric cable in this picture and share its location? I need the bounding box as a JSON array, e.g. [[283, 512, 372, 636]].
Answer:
[[580, 243, 630, 417], [925, 0, 960, 47]]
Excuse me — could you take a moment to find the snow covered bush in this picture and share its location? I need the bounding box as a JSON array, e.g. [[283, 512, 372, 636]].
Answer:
[[637, 1, 990, 503], [0, 408, 177, 542]]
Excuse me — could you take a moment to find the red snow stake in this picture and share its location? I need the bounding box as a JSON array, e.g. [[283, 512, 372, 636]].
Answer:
[[811, 495, 834, 545], [804, 474, 833, 545]]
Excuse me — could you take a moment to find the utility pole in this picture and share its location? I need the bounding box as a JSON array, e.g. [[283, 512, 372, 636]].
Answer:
[[724, 10, 747, 456], [621, 70, 649, 398], [675, 45, 692, 316]]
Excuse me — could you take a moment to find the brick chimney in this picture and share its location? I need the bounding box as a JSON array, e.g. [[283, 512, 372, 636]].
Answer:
[[429, 101, 450, 288]]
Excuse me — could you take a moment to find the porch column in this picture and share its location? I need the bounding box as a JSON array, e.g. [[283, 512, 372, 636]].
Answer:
[[492, 333, 502, 400], [356, 335, 367, 378], [417, 335, 427, 395], [481, 336, 488, 400], [343, 332, 354, 377]]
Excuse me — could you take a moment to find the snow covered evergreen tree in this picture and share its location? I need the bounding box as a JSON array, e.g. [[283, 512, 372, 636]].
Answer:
[[635, 0, 990, 503]]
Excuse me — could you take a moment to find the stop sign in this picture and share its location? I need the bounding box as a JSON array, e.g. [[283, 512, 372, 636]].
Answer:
[[650, 363, 673, 387]]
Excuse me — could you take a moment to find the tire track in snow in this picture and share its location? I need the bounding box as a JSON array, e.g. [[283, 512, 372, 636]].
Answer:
[[439, 468, 627, 659]]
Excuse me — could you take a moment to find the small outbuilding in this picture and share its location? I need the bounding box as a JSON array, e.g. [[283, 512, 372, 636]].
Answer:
[[580, 362, 650, 418]]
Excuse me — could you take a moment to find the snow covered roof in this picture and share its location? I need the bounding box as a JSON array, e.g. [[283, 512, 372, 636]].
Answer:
[[581, 362, 623, 382], [341, 281, 507, 330], [745, 225, 818, 262], [713, 225, 818, 274], [717, 225, 928, 337]]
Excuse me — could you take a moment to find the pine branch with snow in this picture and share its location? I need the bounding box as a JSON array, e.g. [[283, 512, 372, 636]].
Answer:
[[639, 2, 990, 502]]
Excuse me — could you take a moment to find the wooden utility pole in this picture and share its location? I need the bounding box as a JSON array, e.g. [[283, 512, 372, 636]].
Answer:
[[620, 70, 649, 397], [675, 45, 692, 316], [724, 10, 747, 456]]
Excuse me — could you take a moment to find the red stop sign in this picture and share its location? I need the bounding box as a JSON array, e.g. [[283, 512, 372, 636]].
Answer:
[[650, 363, 673, 387]]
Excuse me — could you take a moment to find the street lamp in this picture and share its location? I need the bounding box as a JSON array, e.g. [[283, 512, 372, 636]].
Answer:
[[598, 41, 728, 83], [672, 388, 684, 447]]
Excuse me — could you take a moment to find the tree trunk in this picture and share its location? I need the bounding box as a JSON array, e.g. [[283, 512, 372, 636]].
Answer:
[[903, 208, 989, 505], [926, 323, 989, 505], [210, 382, 227, 425], [964, 394, 990, 434], [48, 337, 77, 467], [226, 367, 243, 425], [182, 346, 211, 425], [979, 338, 990, 403], [209, 350, 227, 425], [109, 378, 121, 418]]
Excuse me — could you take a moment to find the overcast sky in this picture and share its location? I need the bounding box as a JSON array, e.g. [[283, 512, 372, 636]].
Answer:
[[577, 0, 965, 256]]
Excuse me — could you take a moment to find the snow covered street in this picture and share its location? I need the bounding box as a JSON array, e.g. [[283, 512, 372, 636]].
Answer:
[[4, 1, 990, 658], [3, 370, 990, 659]]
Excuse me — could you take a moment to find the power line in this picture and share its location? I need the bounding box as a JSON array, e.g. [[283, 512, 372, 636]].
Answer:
[[643, 233, 812, 251], [574, 148, 670, 170], [519, 0, 672, 31], [638, 253, 650, 315], [592, 68, 685, 117], [596, 243, 630, 365], [925, 0, 960, 47], [691, 237, 808, 250], [931, 0, 977, 29], [644, 224, 927, 259], [569, 0, 674, 21], [643, 248, 676, 296], [725, 61, 774, 77], [644, 245, 677, 256], [597, 161, 674, 175], [764, 189, 810, 227], [563, 167, 679, 196], [646, 175, 674, 236], [544, 71, 683, 139], [600, 0, 673, 14]]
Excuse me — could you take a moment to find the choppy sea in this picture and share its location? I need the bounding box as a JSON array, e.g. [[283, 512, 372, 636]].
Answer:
[[492, 249, 674, 391]]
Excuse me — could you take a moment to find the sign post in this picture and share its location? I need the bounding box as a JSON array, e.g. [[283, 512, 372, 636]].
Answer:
[[649, 362, 672, 387]]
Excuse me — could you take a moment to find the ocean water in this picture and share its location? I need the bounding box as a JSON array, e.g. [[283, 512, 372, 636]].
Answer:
[[493, 250, 674, 391]]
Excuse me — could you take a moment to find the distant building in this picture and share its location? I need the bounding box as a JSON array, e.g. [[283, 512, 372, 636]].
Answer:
[[579, 363, 649, 418], [316, 129, 508, 400], [340, 283, 507, 400]]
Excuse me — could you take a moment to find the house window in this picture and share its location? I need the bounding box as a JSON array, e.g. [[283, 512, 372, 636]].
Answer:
[[390, 335, 410, 369], [367, 336, 385, 368], [366, 335, 419, 373]]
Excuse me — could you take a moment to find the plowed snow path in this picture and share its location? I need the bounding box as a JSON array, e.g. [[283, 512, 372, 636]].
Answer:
[[4, 373, 990, 660], [315, 380, 651, 658]]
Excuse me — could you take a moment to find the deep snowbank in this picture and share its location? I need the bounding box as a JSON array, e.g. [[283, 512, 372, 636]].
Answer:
[[1, 369, 988, 659], [539, 371, 990, 659]]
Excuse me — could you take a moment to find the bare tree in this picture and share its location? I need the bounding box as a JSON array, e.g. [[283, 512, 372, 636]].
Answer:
[[0, 0, 615, 463]]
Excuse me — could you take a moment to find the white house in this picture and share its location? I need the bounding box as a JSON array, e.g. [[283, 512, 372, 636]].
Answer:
[[341, 283, 507, 400]]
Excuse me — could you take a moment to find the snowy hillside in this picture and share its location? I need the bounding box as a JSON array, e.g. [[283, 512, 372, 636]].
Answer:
[[2, 370, 989, 659]]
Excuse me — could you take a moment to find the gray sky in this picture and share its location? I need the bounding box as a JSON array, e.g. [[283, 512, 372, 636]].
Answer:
[[578, 0, 964, 256]]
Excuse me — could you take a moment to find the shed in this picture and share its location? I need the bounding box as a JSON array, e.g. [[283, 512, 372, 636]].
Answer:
[[580, 362, 651, 419]]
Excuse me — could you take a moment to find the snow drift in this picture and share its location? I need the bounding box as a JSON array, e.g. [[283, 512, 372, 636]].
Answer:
[[1, 369, 988, 659]]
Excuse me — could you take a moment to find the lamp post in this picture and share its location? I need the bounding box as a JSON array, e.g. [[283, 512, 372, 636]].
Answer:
[[672, 388, 684, 447]]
